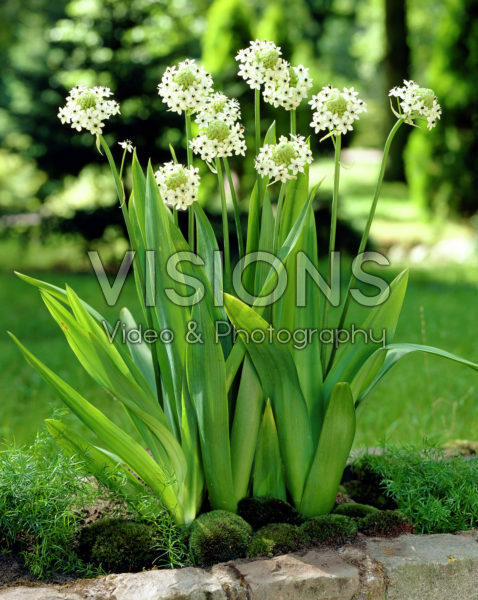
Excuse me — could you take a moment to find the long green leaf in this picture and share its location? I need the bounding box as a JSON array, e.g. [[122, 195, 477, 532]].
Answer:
[[324, 269, 409, 402], [224, 294, 313, 508], [9, 333, 185, 523], [186, 296, 236, 511], [253, 400, 286, 500], [355, 342, 478, 404], [300, 382, 356, 516], [230, 357, 264, 500]]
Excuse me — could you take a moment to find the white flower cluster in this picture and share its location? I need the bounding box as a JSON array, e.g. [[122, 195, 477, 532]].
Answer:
[[154, 162, 200, 211], [309, 86, 366, 137], [255, 135, 313, 183], [189, 120, 246, 163], [118, 140, 133, 153], [194, 92, 241, 126], [235, 40, 289, 91], [57, 86, 120, 135], [263, 64, 313, 110], [157, 59, 213, 114], [389, 80, 441, 130]]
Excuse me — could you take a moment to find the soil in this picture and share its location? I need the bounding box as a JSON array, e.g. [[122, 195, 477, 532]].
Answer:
[[0, 551, 77, 587]]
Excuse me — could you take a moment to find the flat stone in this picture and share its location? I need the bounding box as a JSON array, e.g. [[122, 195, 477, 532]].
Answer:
[[366, 532, 478, 600], [0, 588, 84, 600], [69, 567, 226, 600], [213, 550, 360, 600]]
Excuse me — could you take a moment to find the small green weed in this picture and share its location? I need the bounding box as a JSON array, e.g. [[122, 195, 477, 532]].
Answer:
[[352, 445, 478, 533], [0, 433, 98, 578]]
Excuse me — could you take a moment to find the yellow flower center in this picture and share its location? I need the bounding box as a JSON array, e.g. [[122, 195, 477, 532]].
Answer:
[[326, 91, 347, 116], [174, 68, 197, 89], [77, 91, 97, 110], [165, 170, 188, 189], [273, 143, 297, 166], [206, 120, 230, 142], [211, 98, 227, 113], [417, 88, 435, 109], [256, 49, 280, 69], [289, 67, 299, 88]]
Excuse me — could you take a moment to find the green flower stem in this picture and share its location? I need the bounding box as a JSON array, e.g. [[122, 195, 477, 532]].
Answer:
[[173, 209, 179, 226], [216, 157, 231, 291], [98, 135, 162, 401], [321, 133, 341, 370], [290, 109, 297, 135], [255, 88, 262, 205], [185, 110, 195, 249], [325, 117, 405, 376], [273, 182, 287, 253], [254, 88, 261, 154], [223, 157, 244, 258]]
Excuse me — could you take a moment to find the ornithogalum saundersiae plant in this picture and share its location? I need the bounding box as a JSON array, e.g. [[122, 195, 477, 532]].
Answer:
[[10, 42, 476, 525]]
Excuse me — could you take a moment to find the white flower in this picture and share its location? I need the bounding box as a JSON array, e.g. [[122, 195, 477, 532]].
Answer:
[[158, 59, 213, 115], [118, 140, 133, 153], [195, 93, 241, 126], [154, 162, 200, 211], [263, 64, 313, 110], [254, 135, 313, 183], [309, 86, 366, 137], [57, 85, 120, 135], [189, 120, 246, 163], [235, 40, 289, 90], [389, 80, 441, 130]]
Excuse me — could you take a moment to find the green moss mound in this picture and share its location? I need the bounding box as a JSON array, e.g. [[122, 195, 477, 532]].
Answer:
[[334, 503, 380, 519], [246, 523, 306, 558], [189, 510, 252, 566], [358, 510, 414, 537], [78, 518, 156, 572], [237, 497, 303, 530], [300, 514, 357, 545]]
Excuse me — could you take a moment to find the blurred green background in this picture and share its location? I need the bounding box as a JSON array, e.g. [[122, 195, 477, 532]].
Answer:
[[1, 0, 477, 446]]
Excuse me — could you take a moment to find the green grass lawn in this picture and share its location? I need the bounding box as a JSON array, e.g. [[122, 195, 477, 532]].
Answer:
[[1, 263, 477, 448]]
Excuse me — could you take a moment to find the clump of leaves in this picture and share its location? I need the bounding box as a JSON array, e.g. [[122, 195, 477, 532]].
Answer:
[[0, 433, 97, 578], [300, 514, 357, 545], [189, 510, 252, 566], [237, 497, 303, 530], [352, 445, 478, 533], [247, 523, 306, 558]]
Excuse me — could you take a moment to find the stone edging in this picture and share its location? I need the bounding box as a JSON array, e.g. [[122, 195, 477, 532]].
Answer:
[[1, 531, 477, 600]]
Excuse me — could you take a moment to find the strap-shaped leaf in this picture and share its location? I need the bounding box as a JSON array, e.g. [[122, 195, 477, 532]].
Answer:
[[324, 269, 409, 401], [355, 342, 478, 405], [9, 333, 185, 523], [46, 419, 145, 499], [225, 191, 314, 391], [224, 294, 313, 508], [300, 382, 356, 516], [186, 296, 236, 512], [253, 400, 286, 500], [230, 357, 264, 500]]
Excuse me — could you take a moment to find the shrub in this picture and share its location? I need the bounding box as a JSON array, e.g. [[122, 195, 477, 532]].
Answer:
[[352, 446, 478, 533], [237, 497, 303, 530], [300, 514, 357, 545], [358, 510, 413, 537], [189, 510, 252, 566], [78, 518, 157, 572], [0, 433, 98, 578], [333, 503, 380, 519], [247, 523, 305, 558]]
